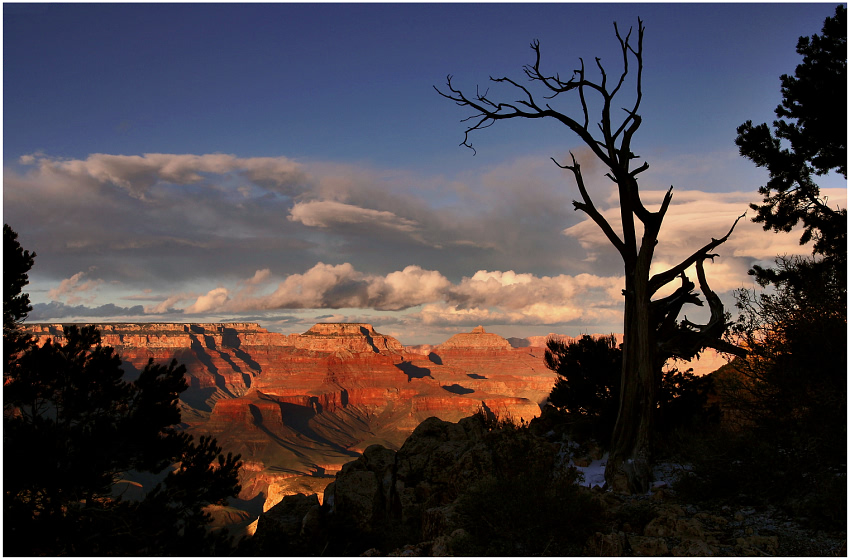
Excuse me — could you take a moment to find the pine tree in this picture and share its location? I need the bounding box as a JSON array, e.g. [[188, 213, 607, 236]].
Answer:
[[3, 224, 242, 555]]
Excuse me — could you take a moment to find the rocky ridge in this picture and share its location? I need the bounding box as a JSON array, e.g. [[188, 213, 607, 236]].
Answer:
[[248, 412, 846, 556]]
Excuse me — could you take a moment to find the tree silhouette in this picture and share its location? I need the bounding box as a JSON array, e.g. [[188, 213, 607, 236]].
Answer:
[[3, 223, 36, 381], [718, 8, 847, 524], [3, 224, 243, 555], [437, 21, 743, 492], [736, 5, 846, 275], [546, 334, 715, 446], [547, 335, 622, 416]]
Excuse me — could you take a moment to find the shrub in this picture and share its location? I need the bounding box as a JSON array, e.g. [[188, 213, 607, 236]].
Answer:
[[452, 465, 603, 556], [545, 334, 718, 447]]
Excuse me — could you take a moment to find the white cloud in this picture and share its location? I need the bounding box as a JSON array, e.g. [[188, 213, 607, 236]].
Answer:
[[449, 270, 624, 311], [288, 200, 419, 232], [144, 293, 194, 314], [365, 266, 452, 311], [185, 287, 230, 314], [47, 270, 103, 304], [9, 148, 843, 342], [19, 152, 306, 199], [562, 188, 847, 283], [242, 269, 271, 286], [165, 263, 627, 328]]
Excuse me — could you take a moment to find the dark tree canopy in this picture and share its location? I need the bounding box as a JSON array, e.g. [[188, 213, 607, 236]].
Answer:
[[546, 334, 622, 418], [546, 334, 715, 446], [736, 5, 846, 267], [3, 224, 36, 372], [3, 224, 242, 555], [708, 8, 848, 528]]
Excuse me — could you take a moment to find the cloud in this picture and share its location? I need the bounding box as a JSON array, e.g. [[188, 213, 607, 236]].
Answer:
[[415, 301, 622, 327], [8, 149, 840, 342], [185, 287, 230, 314], [242, 269, 271, 286], [289, 200, 419, 232], [160, 263, 625, 329], [562, 188, 846, 286], [19, 152, 306, 199], [47, 270, 103, 304], [448, 270, 623, 311], [144, 293, 195, 314], [365, 266, 453, 311], [29, 301, 148, 321]]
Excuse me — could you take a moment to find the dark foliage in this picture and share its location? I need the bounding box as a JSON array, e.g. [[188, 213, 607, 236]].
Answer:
[[3, 224, 36, 382], [546, 334, 622, 417], [727, 257, 846, 447], [545, 335, 622, 443], [680, 9, 847, 527], [686, 6, 850, 526], [736, 5, 846, 270], [681, 256, 847, 529], [452, 466, 604, 556], [673, 422, 846, 531], [3, 225, 242, 555], [451, 415, 604, 556], [545, 334, 717, 446]]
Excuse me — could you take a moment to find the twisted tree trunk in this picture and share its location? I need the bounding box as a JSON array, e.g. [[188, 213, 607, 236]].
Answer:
[[607, 269, 655, 492], [437, 19, 746, 492]]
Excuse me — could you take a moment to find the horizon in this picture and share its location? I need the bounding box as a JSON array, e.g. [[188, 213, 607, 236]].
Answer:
[[4, 3, 845, 345], [22, 318, 612, 348]]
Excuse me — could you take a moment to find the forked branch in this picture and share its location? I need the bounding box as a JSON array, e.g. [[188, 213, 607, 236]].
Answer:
[[648, 213, 746, 296], [434, 19, 645, 172], [656, 256, 747, 360], [553, 153, 626, 257]]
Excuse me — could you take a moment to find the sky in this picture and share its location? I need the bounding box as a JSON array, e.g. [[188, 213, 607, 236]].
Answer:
[[4, 2, 845, 344]]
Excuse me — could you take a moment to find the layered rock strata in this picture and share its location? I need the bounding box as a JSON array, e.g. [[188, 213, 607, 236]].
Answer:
[[25, 322, 556, 513]]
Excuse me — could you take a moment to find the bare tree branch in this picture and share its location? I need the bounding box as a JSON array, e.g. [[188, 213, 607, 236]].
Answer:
[[649, 213, 746, 296], [553, 153, 626, 256], [656, 257, 747, 360]]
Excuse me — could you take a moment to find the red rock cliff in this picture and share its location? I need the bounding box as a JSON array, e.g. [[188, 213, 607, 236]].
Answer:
[[23, 321, 556, 509]]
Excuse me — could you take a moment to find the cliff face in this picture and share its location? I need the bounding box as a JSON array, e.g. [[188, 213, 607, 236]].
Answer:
[[25, 322, 556, 508]]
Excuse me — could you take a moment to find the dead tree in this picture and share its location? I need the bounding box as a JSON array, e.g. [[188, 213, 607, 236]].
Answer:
[[436, 19, 745, 492]]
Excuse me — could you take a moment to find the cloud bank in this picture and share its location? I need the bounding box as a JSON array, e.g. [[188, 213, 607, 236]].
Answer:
[[8, 150, 837, 342]]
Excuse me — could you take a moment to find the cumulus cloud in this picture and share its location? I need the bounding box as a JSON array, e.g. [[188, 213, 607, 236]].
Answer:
[[448, 270, 623, 311], [185, 287, 230, 314], [242, 269, 271, 286], [9, 148, 839, 341], [365, 266, 453, 311], [47, 270, 103, 304], [160, 263, 626, 329], [144, 293, 195, 314]]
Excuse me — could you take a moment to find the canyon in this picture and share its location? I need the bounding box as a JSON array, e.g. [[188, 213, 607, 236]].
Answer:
[[26, 322, 724, 520], [26, 322, 557, 514]]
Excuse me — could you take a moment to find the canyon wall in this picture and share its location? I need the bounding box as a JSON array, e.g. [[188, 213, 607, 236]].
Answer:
[[26, 322, 556, 511], [27, 321, 725, 518]]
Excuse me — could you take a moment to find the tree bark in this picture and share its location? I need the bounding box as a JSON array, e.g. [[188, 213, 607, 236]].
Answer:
[[605, 255, 655, 493]]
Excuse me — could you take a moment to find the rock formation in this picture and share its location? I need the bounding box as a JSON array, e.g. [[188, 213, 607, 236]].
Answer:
[[25, 322, 556, 517], [251, 413, 568, 555]]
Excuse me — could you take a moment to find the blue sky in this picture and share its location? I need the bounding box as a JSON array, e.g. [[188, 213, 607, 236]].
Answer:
[[4, 3, 845, 344]]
